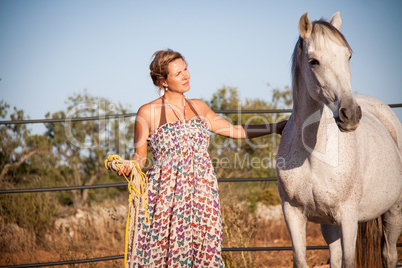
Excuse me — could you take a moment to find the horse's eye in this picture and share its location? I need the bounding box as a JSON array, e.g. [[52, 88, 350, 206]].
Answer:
[[309, 59, 320, 66]]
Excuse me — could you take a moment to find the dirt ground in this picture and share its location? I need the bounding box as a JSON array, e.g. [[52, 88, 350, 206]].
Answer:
[[1, 226, 400, 267], [1, 206, 401, 267], [0, 239, 329, 268]]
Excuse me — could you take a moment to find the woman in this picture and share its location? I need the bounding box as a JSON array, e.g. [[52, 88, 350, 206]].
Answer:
[[121, 49, 286, 267]]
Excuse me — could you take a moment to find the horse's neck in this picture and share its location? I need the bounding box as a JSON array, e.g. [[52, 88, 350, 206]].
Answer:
[[292, 83, 325, 132], [291, 83, 341, 166], [292, 83, 335, 143]]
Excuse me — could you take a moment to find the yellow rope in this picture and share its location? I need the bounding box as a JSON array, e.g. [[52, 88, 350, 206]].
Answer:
[[104, 154, 149, 267]]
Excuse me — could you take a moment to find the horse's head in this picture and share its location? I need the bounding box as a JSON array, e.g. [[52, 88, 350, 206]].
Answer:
[[293, 12, 362, 132]]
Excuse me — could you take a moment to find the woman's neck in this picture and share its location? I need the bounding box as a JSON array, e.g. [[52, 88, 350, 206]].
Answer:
[[163, 91, 184, 106]]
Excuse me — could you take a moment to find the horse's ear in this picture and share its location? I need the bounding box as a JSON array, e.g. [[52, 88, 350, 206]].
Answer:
[[329, 11, 342, 30], [299, 13, 312, 39]]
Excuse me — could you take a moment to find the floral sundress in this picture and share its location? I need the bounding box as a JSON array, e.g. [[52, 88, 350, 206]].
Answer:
[[129, 97, 224, 268]]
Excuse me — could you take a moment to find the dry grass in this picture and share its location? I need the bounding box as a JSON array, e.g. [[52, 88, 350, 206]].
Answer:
[[0, 199, 127, 267], [1, 192, 401, 267]]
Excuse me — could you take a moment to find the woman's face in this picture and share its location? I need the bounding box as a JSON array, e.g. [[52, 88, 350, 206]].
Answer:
[[162, 58, 190, 94]]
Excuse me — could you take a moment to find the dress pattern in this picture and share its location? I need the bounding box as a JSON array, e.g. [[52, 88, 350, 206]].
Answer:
[[129, 118, 224, 268]]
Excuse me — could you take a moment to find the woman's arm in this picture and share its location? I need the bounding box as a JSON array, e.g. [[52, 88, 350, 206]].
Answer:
[[118, 105, 150, 176], [240, 121, 287, 139], [131, 105, 150, 168], [194, 99, 287, 139]]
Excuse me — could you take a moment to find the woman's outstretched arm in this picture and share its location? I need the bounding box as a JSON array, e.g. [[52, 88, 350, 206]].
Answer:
[[240, 121, 287, 138], [192, 99, 287, 139]]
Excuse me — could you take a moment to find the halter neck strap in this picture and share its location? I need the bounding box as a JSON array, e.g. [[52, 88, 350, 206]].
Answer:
[[162, 95, 186, 121]]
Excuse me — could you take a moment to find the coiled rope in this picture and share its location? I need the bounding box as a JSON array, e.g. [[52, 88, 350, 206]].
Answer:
[[104, 155, 149, 268]]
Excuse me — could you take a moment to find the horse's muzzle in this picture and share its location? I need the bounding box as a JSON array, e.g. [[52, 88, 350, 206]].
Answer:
[[336, 105, 362, 132]]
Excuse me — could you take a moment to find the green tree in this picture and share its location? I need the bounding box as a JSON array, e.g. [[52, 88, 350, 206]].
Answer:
[[0, 101, 56, 237], [271, 84, 292, 108], [204, 85, 291, 181], [0, 100, 50, 183], [204, 85, 291, 217], [44, 91, 134, 207]]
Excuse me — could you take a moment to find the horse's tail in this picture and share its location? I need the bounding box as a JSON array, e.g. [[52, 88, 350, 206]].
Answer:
[[355, 217, 383, 267]]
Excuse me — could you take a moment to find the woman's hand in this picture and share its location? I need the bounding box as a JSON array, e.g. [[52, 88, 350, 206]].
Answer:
[[117, 162, 132, 177], [274, 120, 288, 135], [241, 120, 287, 138]]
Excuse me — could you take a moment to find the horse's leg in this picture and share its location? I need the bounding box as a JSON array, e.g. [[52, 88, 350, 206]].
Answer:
[[381, 201, 402, 268], [282, 201, 308, 268], [339, 211, 358, 268], [320, 224, 342, 268]]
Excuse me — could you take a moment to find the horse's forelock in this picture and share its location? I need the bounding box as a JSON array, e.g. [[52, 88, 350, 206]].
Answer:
[[312, 20, 352, 52]]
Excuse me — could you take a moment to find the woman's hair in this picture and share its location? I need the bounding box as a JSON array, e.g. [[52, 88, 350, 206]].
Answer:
[[149, 49, 186, 91]]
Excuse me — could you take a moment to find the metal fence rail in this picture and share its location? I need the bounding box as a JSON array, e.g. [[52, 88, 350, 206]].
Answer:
[[0, 177, 278, 195], [0, 103, 401, 125], [1, 104, 401, 267], [1, 244, 402, 267], [0, 109, 293, 125], [0, 247, 316, 268]]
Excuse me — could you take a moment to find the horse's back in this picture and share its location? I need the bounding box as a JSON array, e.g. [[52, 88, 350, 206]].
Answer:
[[353, 93, 402, 220], [354, 93, 402, 153]]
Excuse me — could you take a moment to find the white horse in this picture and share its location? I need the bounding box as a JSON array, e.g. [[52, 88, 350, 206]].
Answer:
[[276, 12, 402, 268]]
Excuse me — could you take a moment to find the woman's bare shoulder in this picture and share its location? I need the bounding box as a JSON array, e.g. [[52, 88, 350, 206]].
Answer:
[[188, 98, 213, 116], [188, 98, 209, 110], [137, 97, 162, 119]]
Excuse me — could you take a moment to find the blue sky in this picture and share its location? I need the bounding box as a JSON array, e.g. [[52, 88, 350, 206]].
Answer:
[[0, 0, 401, 134]]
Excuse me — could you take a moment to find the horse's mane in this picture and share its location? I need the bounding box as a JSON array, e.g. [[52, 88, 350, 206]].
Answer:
[[291, 19, 353, 103]]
